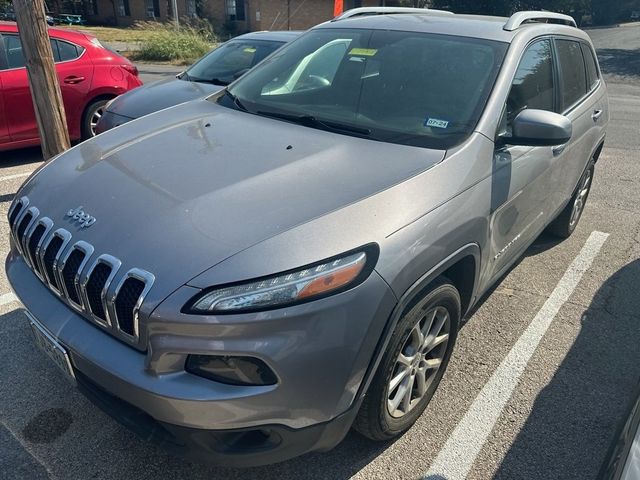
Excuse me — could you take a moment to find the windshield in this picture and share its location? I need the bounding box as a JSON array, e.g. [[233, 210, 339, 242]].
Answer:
[[186, 39, 285, 86], [219, 29, 507, 149]]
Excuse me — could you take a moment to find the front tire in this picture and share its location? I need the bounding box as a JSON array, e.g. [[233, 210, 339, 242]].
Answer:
[[353, 277, 460, 441]]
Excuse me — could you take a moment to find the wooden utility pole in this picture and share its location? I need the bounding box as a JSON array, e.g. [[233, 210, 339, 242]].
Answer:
[[13, 0, 70, 160]]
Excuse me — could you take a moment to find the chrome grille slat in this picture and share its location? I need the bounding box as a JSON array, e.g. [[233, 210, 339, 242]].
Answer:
[[9, 196, 155, 347], [58, 241, 94, 310], [9, 197, 29, 250], [8, 196, 27, 228], [40, 229, 72, 294], [30, 218, 54, 282], [111, 269, 155, 340], [80, 254, 121, 327], [18, 207, 39, 267]]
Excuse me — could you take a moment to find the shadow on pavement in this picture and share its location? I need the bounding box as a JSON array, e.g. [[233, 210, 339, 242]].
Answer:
[[494, 259, 640, 479], [1, 147, 43, 168], [597, 48, 640, 77]]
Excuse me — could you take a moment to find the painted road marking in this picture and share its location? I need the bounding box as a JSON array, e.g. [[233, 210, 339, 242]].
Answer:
[[0, 172, 31, 182], [425, 230, 610, 480], [0, 293, 18, 307]]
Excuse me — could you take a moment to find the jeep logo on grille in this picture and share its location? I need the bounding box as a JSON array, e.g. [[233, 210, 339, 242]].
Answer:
[[65, 206, 96, 229]]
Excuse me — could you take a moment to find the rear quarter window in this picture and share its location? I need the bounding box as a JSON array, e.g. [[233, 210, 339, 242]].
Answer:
[[53, 39, 84, 62], [556, 39, 588, 110], [581, 43, 600, 90]]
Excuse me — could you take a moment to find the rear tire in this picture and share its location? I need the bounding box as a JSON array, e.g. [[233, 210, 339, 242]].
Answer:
[[81, 98, 110, 140], [353, 277, 460, 441], [547, 161, 594, 239]]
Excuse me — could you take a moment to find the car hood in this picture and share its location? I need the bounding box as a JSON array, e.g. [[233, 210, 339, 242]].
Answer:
[[107, 78, 223, 119], [19, 100, 445, 307]]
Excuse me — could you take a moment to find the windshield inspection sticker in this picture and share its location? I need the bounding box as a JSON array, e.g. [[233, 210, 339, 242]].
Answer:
[[243, 47, 257, 53], [425, 118, 449, 129], [348, 48, 378, 57]]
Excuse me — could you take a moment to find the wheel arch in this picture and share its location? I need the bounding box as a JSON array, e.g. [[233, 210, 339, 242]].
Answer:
[[355, 243, 480, 404], [591, 137, 605, 163]]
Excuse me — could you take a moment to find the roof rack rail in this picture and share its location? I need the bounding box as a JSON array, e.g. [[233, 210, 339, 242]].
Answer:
[[503, 11, 577, 31], [333, 7, 454, 21]]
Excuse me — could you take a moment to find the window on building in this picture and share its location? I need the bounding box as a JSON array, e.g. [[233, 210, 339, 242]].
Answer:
[[145, 0, 160, 18], [116, 0, 130, 16], [84, 0, 98, 15], [187, 0, 197, 17], [226, 0, 245, 21]]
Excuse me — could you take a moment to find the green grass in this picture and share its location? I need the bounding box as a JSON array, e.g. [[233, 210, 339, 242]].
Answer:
[[57, 25, 155, 43], [135, 25, 213, 64], [59, 22, 216, 64]]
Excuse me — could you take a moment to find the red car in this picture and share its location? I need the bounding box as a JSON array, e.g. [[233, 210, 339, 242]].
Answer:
[[0, 21, 142, 151]]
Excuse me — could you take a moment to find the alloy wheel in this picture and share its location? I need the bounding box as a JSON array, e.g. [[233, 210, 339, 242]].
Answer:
[[89, 106, 104, 136], [569, 170, 592, 228], [387, 306, 451, 418]]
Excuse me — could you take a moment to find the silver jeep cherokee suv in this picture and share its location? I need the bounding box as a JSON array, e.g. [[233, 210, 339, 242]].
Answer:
[[7, 8, 608, 466]]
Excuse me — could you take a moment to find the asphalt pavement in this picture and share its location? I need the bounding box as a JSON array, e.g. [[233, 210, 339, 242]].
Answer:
[[1, 24, 639, 480]]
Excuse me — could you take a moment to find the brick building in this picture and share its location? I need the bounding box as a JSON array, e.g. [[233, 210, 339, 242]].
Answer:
[[47, 0, 382, 30]]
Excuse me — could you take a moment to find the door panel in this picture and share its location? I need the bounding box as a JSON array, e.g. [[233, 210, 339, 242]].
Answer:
[[2, 35, 92, 142], [0, 73, 8, 143], [489, 39, 560, 275], [53, 41, 93, 139], [553, 39, 605, 206]]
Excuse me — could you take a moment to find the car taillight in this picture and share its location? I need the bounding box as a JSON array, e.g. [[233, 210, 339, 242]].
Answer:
[[122, 64, 138, 77]]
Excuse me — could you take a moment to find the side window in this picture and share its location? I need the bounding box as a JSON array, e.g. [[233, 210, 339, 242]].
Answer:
[[506, 39, 555, 125], [5, 35, 26, 69], [556, 39, 588, 110], [50, 39, 61, 62], [56, 40, 82, 62], [581, 43, 599, 91]]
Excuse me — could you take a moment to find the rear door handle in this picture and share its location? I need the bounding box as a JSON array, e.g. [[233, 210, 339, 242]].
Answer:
[[591, 109, 603, 121], [63, 75, 85, 84]]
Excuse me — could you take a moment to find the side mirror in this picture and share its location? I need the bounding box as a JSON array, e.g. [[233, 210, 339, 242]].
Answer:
[[500, 109, 572, 147]]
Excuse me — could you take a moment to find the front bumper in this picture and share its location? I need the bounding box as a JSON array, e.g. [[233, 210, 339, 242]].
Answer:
[[94, 110, 135, 134], [6, 249, 396, 464]]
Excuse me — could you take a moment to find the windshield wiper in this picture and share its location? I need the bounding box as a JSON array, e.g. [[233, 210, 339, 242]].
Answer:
[[209, 78, 230, 86], [256, 111, 371, 137], [223, 90, 248, 112]]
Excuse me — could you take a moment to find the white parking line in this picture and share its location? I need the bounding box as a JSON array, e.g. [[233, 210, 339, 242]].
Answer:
[[425, 230, 609, 480], [0, 292, 18, 306], [0, 172, 31, 182]]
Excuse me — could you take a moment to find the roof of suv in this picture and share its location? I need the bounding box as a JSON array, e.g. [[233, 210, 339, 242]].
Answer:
[[235, 30, 303, 42], [317, 13, 586, 43]]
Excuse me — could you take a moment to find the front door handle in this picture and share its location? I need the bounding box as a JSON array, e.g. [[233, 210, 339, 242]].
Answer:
[[552, 143, 567, 156], [63, 75, 85, 84], [591, 109, 603, 122]]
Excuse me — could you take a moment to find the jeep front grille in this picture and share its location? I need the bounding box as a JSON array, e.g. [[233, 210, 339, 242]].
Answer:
[[8, 196, 155, 348], [86, 262, 112, 321]]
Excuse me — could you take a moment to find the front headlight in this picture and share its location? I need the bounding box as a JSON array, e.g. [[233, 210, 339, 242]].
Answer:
[[184, 246, 377, 314]]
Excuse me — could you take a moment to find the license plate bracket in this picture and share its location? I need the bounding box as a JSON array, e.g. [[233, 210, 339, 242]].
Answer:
[[27, 312, 76, 383]]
